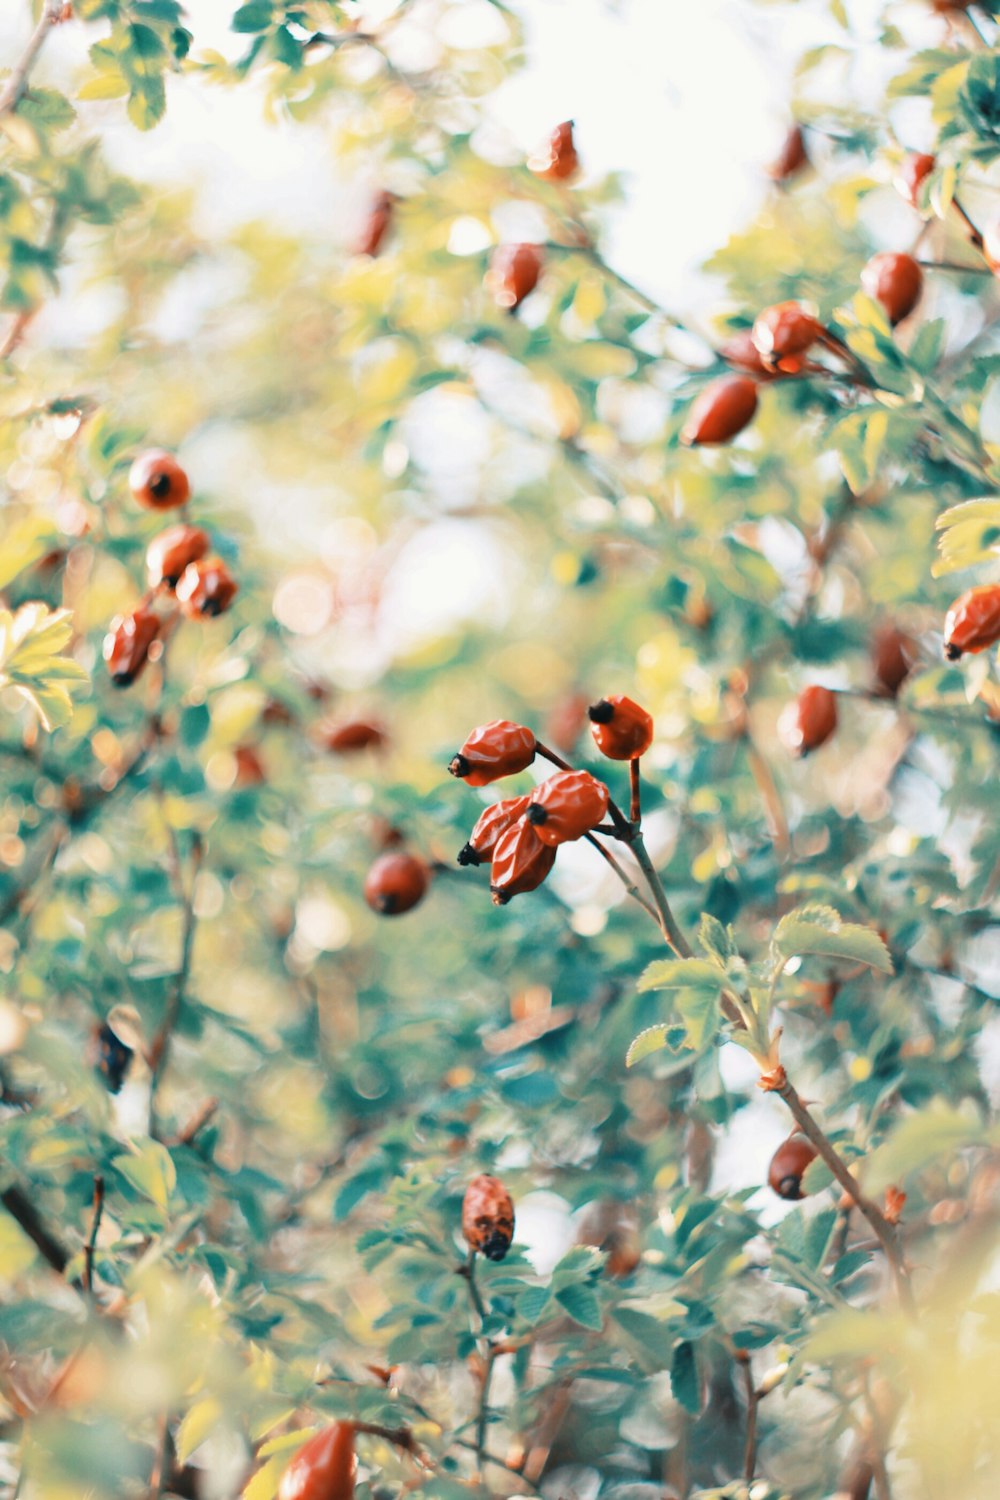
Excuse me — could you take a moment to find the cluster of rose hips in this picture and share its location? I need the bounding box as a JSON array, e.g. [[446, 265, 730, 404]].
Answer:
[[449, 694, 652, 905], [103, 450, 238, 688]]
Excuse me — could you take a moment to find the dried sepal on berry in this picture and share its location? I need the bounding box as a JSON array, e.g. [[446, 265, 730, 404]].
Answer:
[[449, 720, 537, 787], [767, 1135, 817, 1201], [588, 694, 654, 760], [489, 820, 556, 904], [458, 794, 531, 866], [277, 1421, 356, 1500], [525, 770, 609, 846], [462, 1173, 515, 1261], [943, 583, 1000, 660]]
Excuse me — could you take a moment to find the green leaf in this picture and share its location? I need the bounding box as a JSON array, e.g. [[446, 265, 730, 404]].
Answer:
[[626, 1024, 682, 1068], [232, 1, 274, 30], [697, 913, 738, 965], [864, 1104, 986, 1192], [78, 72, 131, 101], [0, 604, 88, 731], [909, 317, 945, 375], [113, 1141, 177, 1210], [670, 1340, 700, 1414], [18, 88, 76, 131], [773, 905, 893, 974], [637, 958, 724, 992], [554, 1282, 603, 1331], [933, 497, 1000, 576], [175, 1397, 222, 1464]]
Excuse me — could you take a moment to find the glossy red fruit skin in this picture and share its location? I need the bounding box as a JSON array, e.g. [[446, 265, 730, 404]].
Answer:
[[720, 329, 806, 382], [233, 745, 265, 787], [128, 450, 190, 511], [752, 302, 823, 369], [489, 820, 556, 904], [766, 124, 808, 182], [525, 769, 609, 846], [355, 190, 394, 257], [680, 375, 758, 446], [175, 556, 238, 618], [860, 252, 923, 326], [894, 152, 935, 209], [278, 1422, 356, 1500], [462, 1173, 515, 1261], [449, 720, 536, 787], [146, 525, 210, 589], [943, 584, 1000, 660], [768, 1136, 818, 1200], [103, 605, 160, 687], [363, 852, 428, 916], [871, 622, 917, 697], [458, 794, 532, 866], [487, 244, 544, 311], [325, 720, 386, 754], [588, 695, 654, 760], [529, 121, 579, 181], [780, 684, 838, 756]]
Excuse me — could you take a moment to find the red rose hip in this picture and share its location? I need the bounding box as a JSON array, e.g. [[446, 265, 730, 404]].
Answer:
[[529, 120, 579, 181], [462, 1173, 515, 1261], [860, 252, 923, 326], [766, 124, 808, 182], [449, 720, 536, 786], [588, 695, 654, 760], [871, 622, 917, 697], [278, 1421, 356, 1500], [175, 556, 238, 618], [146, 524, 210, 589], [894, 152, 935, 209], [458, 794, 531, 866], [355, 190, 394, 257], [486, 243, 544, 311], [720, 329, 802, 381], [363, 852, 429, 916], [752, 302, 823, 369], [490, 820, 556, 904], [943, 583, 1000, 660], [768, 1135, 817, 1200], [525, 769, 609, 846], [129, 449, 190, 511], [779, 684, 838, 756], [324, 720, 387, 754], [103, 604, 160, 687], [680, 375, 758, 446]]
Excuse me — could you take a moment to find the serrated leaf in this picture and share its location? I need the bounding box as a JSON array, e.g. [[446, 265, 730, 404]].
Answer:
[[773, 906, 892, 973], [933, 498, 1000, 576], [670, 1340, 700, 1414], [637, 958, 724, 992], [626, 1024, 681, 1068], [78, 71, 131, 100], [113, 1140, 176, 1209], [554, 1282, 603, 1331]]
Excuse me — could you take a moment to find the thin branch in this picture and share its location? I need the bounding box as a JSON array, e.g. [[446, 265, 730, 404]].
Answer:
[[0, 1182, 69, 1274], [627, 831, 693, 959], [172, 1098, 218, 1148], [0, 1, 65, 118], [82, 1174, 105, 1299], [582, 832, 659, 921], [629, 758, 641, 826], [739, 1354, 758, 1483]]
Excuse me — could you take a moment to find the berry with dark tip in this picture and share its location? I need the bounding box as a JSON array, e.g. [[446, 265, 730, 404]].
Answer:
[[525, 770, 609, 846], [129, 450, 190, 511], [943, 584, 1000, 660], [146, 525, 209, 589], [588, 695, 654, 760], [462, 1173, 515, 1261], [449, 720, 536, 787], [489, 820, 556, 904], [458, 794, 531, 866], [103, 604, 160, 687], [363, 852, 429, 916], [768, 1135, 817, 1200], [175, 557, 238, 619]]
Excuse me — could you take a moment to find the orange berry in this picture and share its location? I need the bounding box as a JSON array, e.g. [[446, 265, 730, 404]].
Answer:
[[145, 525, 209, 589], [363, 852, 429, 916], [860, 251, 923, 325], [779, 684, 838, 756], [277, 1422, 356, 1500], [489, 820, 556, 904], [355, 190, 395, 257], [588, 695, 654, 760], [752, 302, 823, 369], [680, 375, 758, 446], [766, 124, 808, 182], [525, 769, 609, 846], [528, 120, 579, 181], [894, 152, 935, 210], [128, 449, 190, 511], [462, 1173, 515, 1261], [324, 720, 387, 754], [944, 583, 1000, 660], [720, 329, 802, 381], [103, 604, 160, 687], [768, 1135, 817, 1200], [871, 621, 917, 698], [449, 720, 536, 787], [458, 794, 532, 866], [486, 243, 544, 311], [175, 557, 238, 619]]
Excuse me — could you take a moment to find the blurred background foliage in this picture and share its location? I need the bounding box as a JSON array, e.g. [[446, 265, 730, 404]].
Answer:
[[0, 0, 999, 1497]]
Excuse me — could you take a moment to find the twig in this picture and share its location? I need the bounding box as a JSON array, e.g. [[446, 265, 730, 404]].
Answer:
[[0, 1, 65, 118], [172, 1098, 218, 1148], [775, 1076, 915, 1316], [149, 1413, 171, 1499], [739, 1354, 758, 1483], [82, 1174, 105, 1298], [627, 831, 693, 959], [629, 758, 641, 826], [0, 1182, 69, 1274]]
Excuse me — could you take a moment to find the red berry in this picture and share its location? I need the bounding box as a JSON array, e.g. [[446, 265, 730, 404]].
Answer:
[[363, 852, 428, 916], [525, 769, 609, 846], [486, 243, 544, 311], [752, 302, 823, 369], [92, 1020, 133, 1095], [588, 695, 654, 760], [871, 622, 917, 698], [355, 190, 394, 257], [145, 525, 209, 589], [324, 720, 387, 754], [528, 120, 579, 181], [489, 820, 556, 904], [766, 124, 808, 182], [768, 1136, 817, 1200], [449, 720, 536, 786], [680, 375, 758, 446], [175, 556, 238, 619], [860, 252, 923, 326], [894, 152, 935, 210], [720, 329, 802, 382], [103, 604, 160, 687], [233, 745, 266, 787], [779, 684, 838, 756], [278, 1422, 356, 1500], [458, 794, 532, 866], [943, 583, 1000, 660], [462, 1173, 515, 1261], [128, 449, 190, 511]]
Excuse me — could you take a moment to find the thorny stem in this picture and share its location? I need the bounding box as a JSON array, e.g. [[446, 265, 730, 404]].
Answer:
[[776, 1076, 915, 1317]]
